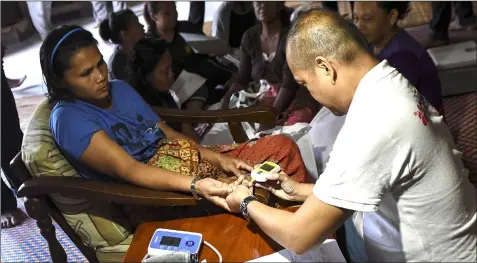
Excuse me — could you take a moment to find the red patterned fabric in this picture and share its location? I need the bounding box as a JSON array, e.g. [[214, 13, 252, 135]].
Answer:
[[211, 134, 308, 183], [443, 92, 477, 187], [259, 83, 320, 125]]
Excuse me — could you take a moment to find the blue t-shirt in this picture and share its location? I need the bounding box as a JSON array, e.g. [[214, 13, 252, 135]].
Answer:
[[50, 80, 166, 181]]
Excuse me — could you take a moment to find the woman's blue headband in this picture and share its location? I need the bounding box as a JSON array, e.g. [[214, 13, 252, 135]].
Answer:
[[50, 28, 83, 65]]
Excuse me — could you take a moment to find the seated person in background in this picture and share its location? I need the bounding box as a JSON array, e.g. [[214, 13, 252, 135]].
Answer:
[[220, 1, 321, 130], [144, 1, 235, 106], [42, 26, 308, 216], [225, 10, 477, 262], [354, 1, 443, 114], [212, 1, 257, 58], [290, 1, 336, 22], [99, 9, 145, 81], [128, 37, 203, 143]]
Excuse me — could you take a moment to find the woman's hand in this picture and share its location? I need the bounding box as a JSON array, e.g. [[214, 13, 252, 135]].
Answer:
[[226, 181, 254, 213], [195, 178, 232, 211], [219, 94, 231, 110], [255, 172, 304, 202], [217, 155, 253, 184]]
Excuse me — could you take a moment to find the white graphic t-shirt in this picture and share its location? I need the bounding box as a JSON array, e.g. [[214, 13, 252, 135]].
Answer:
[[313, 60, 477, 262]]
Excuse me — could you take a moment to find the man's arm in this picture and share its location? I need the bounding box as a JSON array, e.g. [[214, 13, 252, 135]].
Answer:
[[247, 194, 352, 254]]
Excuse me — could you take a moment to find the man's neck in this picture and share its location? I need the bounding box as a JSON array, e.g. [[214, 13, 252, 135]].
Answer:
[[262, 19, 281, 36], [343, 54, 380, 111], [373, 27, 400, 54]]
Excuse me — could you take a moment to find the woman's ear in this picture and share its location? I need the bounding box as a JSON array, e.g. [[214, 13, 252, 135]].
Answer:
[[389, 9, 399, 26]]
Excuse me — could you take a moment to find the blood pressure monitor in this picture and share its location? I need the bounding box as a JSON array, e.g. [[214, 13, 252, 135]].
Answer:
[[147, 229, 202, 262], [251, 161, 281, 182]]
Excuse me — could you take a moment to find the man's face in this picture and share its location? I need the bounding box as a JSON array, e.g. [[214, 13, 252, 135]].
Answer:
[[286, 48, 346, 116]]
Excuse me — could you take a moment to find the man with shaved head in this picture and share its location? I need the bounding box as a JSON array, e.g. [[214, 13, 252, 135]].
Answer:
[[224, 9, 476, 262]]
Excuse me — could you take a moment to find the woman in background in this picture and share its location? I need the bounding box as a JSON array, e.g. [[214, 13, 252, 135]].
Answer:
[[353, 1, 443, 114], [99, 9, 145, 81], [144, 1, 235, 106], [220, 1, 320, 130], [212, 1, 256, 58], [128, 38, 202, 142]]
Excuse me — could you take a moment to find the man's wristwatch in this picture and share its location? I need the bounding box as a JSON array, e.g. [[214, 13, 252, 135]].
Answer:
[[240, 195, 258, 222], [190, 176, 204, 200]]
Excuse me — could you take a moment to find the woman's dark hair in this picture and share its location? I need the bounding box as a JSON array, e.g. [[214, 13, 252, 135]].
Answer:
[[39, 25, 98, 102], [99, 8, 137, 45], [144, 1, 170, 36], [377, 1, 410, 20], [128, 37, 169, 105]]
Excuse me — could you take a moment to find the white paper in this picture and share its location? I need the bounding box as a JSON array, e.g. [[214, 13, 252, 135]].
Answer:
[[170, 70, 207, 107], [246, 239, 346, 263]]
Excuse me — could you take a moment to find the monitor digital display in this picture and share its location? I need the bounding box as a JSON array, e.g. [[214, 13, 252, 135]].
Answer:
[[259, 163, 275, 172], [160, 236, 182, 247]]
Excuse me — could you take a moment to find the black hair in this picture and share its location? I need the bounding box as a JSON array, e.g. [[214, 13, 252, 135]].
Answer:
[[377, 1, 410, 20], [144, 1, 175, 37], [128, 37, 170, 105], [287, 9, 370, 71], [99, 8, 137, 45], [39, 25, 98, 102]]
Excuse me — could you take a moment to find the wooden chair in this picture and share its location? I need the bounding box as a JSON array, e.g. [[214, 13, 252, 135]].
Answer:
[[13, 105, 277, 263]]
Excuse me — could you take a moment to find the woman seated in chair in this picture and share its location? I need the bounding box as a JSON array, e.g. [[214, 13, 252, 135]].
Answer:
[[98, 9, 145, 81], [353, 1, 444, 114], [144, 1, 235, 107], [219, 1, 321, 131], [41, 25, 308, 213], [128, 37, 204, 143]]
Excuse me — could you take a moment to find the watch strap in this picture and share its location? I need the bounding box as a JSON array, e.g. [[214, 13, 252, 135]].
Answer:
[[240, 195, 258, 222], [190, 176, 203, 200]]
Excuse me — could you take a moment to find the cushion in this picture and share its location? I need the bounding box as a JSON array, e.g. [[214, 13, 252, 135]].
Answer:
[[21, 99, 133, 261]]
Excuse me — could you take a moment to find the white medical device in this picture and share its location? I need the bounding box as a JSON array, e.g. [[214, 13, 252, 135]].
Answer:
[[251, 161, 281, 182], [143, 228, 222, 263]]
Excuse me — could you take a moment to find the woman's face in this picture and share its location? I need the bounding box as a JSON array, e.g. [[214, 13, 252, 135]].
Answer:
[[353, 2, 397, 46], [253, 1, 279, 22], [150, 51, 174, 92], [62, 45, 109, 101], [152, 2, 178, 31], [122, 15, 145, 46]]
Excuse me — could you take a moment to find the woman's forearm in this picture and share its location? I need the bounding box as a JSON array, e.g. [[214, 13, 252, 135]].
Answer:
[[181, 123, 201, 143], [225, 82, 246, 98], [125, 162, 193, 193], [273, 87, 295, 114]]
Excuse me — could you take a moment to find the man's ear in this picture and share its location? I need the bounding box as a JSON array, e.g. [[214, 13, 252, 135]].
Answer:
[[314, 56, 337, 84]]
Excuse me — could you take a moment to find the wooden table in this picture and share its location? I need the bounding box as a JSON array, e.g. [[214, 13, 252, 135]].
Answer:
[[123, 208, 299, 262]]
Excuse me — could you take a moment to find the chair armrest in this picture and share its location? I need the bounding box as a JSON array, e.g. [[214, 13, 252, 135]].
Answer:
[[17, 177, 197, 207], [152, 105, 277, 126]]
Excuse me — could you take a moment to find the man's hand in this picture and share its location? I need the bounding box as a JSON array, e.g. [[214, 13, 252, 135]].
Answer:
[[226, 182, 253, 213], [195, 178, 232, 211], [217, 155, 253, 184], [255, 172, 305, 202]]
